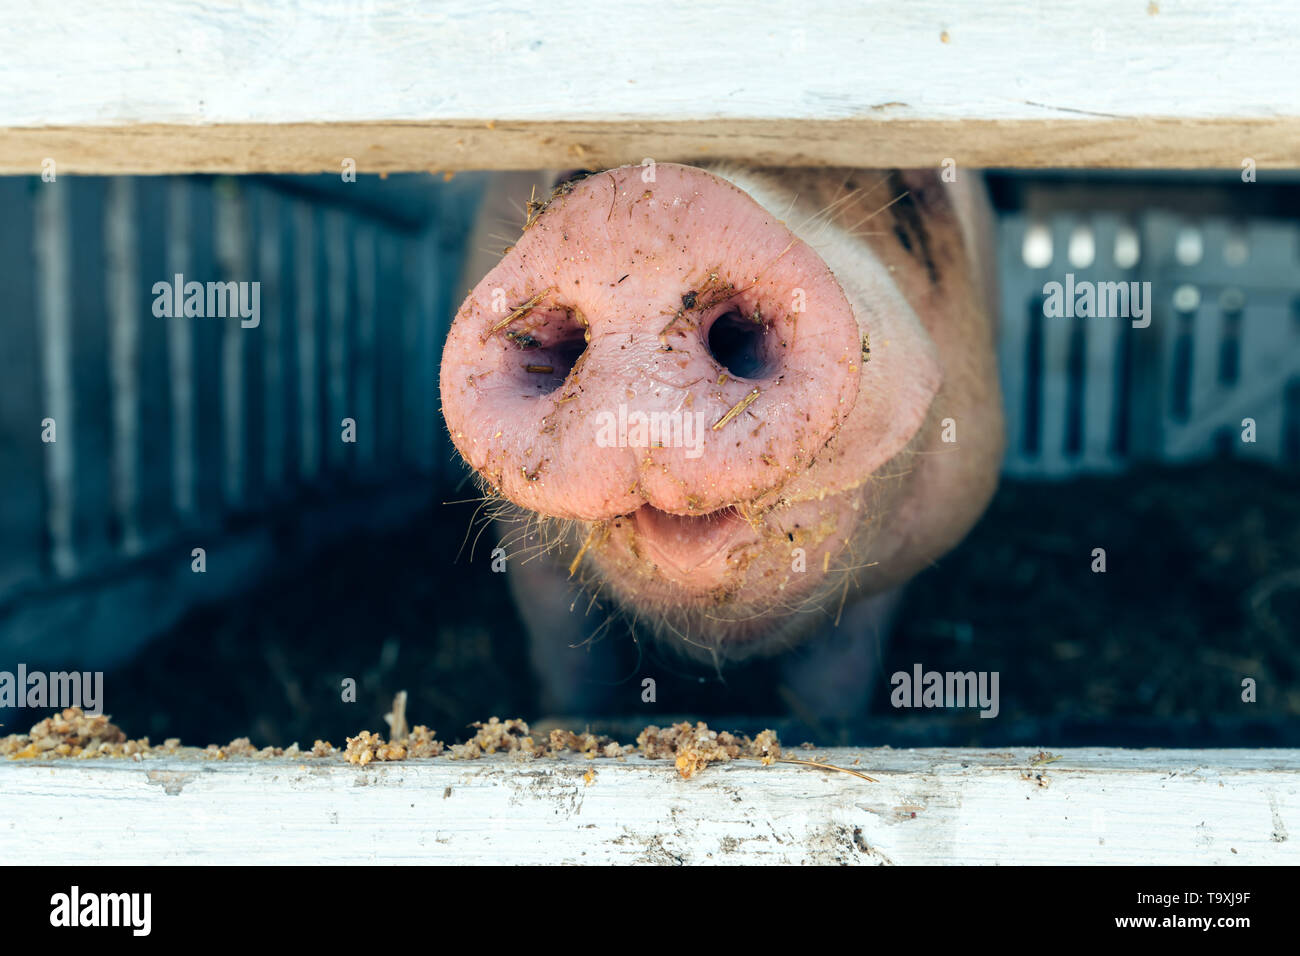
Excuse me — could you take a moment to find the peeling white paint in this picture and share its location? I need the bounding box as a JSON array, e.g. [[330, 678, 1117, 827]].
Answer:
[[2, 748, 1296, 864]]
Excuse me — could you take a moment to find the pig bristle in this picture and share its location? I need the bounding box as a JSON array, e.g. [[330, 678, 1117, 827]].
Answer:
[[450, 448, 915, 669], [839, 189, 910, 241]]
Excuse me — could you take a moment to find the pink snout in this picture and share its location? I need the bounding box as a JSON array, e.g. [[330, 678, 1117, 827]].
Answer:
[[439, 163, 863, 524]]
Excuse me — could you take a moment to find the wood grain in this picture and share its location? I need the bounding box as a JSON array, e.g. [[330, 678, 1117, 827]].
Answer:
[[1, 2, 1296, 172], [3, 748, 1296, 864]]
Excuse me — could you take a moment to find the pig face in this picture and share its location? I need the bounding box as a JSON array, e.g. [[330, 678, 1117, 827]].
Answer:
[[440, 163, 1002, 661]]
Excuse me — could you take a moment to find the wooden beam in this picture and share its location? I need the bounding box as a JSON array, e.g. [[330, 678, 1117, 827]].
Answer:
[[1, 2, 1297, 173], [3, 748, 1296, 864], [4, 119, 1300, 175]]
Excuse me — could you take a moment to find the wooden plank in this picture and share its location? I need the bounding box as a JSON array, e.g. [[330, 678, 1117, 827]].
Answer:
[[353, 224, 378, 472], [1152, 215, 1300, 460], [64, 178, 113, 570], [421, 231, 453, 479], [105, 178, 144, 554], [402, 240, 432, 473], [1, 2, 1298, 172], [1037, 219, 1074, 475], [213, 178, 250, 510], [323, 209, 351, 473], [235, 183, 266, 505], [188, 182, 223, 520], [0, 178, 46, 597], [164, 179, 198, 522], [4, 119, 1297, 174], [1081, 217, 1124, 471], [996, 215, 1034, 473], [133, 177, 177, 545], [293, 201, 321, 483], [1, 748, 1295, 865], [255, 187, 287, 496], [375, 233, 402, 468]]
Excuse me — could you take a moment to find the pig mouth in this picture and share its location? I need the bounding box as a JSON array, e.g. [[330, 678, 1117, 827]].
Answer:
[[629, 504, 753, 585], [586, 486, 865, 655]]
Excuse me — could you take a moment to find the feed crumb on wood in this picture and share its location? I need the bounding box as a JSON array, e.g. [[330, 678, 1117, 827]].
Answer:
[[344, 730, 407, 765], [0, 707, 133, 759], [3, 707, 798, 780], [0, 708, 338, 761], [638, 722, 783, 779], [1021, 770, 1052, 788]]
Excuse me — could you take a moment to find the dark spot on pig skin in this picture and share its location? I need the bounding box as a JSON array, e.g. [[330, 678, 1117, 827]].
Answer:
[[553, 168, 598, 188], [886, 169, 940, 286]]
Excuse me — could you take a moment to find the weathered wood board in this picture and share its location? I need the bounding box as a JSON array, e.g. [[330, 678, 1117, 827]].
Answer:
[[1, 1, 1297, 173], [2, 749, 1296, 864]]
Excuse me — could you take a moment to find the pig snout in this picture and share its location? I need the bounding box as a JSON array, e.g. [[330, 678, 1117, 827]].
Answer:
[[440, 164, 864, 594], [443, 161, 1002, 675]]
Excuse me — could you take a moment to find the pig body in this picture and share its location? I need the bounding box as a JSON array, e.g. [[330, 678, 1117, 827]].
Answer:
[[442, 164, 1003, 716]]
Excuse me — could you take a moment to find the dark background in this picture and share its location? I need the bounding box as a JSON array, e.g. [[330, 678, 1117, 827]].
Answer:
[[1, 169, 1297, 749]]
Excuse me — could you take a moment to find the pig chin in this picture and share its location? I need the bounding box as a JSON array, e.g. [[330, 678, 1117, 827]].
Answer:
[[579, 481, 878, 657]]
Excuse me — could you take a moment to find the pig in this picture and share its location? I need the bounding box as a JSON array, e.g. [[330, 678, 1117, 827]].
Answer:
[[440, 163, 1003, 719]]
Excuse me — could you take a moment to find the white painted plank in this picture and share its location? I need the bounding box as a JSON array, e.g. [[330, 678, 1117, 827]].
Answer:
[[1, 2, 1297, 170], [1, 1, 1294, 125], [2, 749, 1296, 865]]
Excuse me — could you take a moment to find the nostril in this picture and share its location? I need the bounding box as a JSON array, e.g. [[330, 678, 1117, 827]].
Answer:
[[707, 309, 773, 380], [504, 307, 588, 394], [514, 336, 586, 393]]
